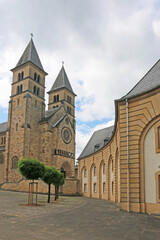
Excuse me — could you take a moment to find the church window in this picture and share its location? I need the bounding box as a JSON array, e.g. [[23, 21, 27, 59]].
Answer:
[[33, 86, 36, 94], [158, 175, 160, 200], [1, 137, 3, 144], [16, 123, 18, 131], [112, 160, 113, 172], [42, 148, 44, 154], [12, 156, 18, 169], [17, 99, 20, 105], [18, 73, 21, 81], [20, 84, 23, 93], [17, 86, 20, 94], [94, 166, 96, 176], [4, 137, 6, 144], [0, 152, 4, 164], [93, 183, 96, 193], [37, 88, 40, 96], [57, 95, 59, 101], [34, 73, 37, 81], [157, 126, 160, 150], [156, 171, 160, 203], [21, 71, 24, 80], [53, 96, 56, 102], [37, 75, 40, 83]]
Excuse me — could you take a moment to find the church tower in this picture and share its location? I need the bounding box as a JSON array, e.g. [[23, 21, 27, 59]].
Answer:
[[48, 65, 76, 129], [47, 66, 76, 177], [5, 38, 47, 182]]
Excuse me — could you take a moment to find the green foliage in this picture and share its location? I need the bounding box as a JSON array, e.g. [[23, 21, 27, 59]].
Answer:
[[18, 158, 45, 180], [42, 166, 58, 185]]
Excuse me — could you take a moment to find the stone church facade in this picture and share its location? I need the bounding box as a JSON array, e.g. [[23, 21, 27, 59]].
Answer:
[[78, 60, 160, 214], [0, 39, 78, 194]]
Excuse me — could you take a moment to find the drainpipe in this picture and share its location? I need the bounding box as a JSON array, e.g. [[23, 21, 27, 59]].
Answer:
[[126, 99, 130, 212]]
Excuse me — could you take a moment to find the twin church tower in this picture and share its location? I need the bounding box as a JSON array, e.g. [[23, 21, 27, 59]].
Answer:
[[1, 38, 76, 184]]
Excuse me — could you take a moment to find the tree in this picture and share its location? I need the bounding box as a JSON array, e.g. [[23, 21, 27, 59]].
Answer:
[[18, 158, 45, 181], [42, 166, 58, 203], [54, 171, 64, 201], [18, 158, 45, 205]]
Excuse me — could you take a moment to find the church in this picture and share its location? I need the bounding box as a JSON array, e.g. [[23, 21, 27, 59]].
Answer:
[[0, 38, 160, 214], [0, 38, 78, 194]]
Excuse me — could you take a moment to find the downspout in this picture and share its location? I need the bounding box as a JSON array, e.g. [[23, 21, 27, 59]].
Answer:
[[126, 99, 130, 212]]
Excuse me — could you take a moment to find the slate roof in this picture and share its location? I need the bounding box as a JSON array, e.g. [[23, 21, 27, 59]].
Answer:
[[49, 66, 75, 95], [40, 107, 60, 122], [0, 122, 7, 133], [122, 59, 160, 99], [78, 125, 114, 159], [15, 38, 44, 71]]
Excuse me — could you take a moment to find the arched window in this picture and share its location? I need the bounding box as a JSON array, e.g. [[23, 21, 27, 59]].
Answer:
[[103, 163, 105, 174], [37, 75, 40, 83], [17, 86, 20, 94], [0, 152, 4, 164], [12, 156, 18, 169], [57, 95, 59, 101], [18, 73, 21, 81], [33, 86, 36, 94], [37, 88, 40, 96], [17, 99, 20, 105], [1, 137, 3, 144], [21, 71, 24, 80], [4, 137, 6, 144], [34, 73, 37, 81], [35, 100, 37, 107], [20, 84, 23, 93]]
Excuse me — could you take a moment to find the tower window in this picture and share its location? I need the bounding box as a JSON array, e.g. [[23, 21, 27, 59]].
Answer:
[[93, 183, 97, 193], [53, 96, 56, 103], [103, 182, 106, 193], [20, 84, 23, 93], [4, 137, 6, 144], [17, 99, 20, 105], [33, 86, 36, 94], [17, 86, 20, 94], [37, 75, 40, 83], [34, 73, 37, 81], [21, 71, 24, 80], [84, 183, 87, 193], [18, 73, 21, 81], [37, 88, 40, 96], [57, 95, 59, 102], [35, 100, 37, 106], [1, 137, 3, 144], [16, 123, 18, 131]]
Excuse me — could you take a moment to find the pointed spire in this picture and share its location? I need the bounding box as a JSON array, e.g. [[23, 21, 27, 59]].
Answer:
[[49, 66, 76, 95], [15, 38, 44, 71]]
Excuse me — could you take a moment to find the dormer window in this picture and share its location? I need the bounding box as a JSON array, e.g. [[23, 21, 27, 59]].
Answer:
[[94, 143, 100, 151]]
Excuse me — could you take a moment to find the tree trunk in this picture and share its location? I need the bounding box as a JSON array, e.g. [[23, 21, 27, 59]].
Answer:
[[55, 185, 58, 201], [48, 184, 51, 203]]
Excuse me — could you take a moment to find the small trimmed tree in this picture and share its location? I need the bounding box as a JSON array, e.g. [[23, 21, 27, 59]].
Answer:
[[18, 158, 45, 181], [18, 158, 45, 204], [42, 166, 58, 203]]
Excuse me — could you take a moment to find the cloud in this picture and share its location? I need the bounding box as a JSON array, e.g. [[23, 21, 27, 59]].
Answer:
[[1, 0, 160, 156]]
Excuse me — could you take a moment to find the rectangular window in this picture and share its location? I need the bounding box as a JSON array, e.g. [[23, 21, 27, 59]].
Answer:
[[84, 183, 87, 193], [94, 167, 96, 176], [84, 169, 87, 177], [112, 181, 114, 195], [94, 183, 96, 193], [103, 182, 106, 193]]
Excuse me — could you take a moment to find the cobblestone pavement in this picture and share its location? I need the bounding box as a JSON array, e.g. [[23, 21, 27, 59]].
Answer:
[[0, 190, 160, 240]]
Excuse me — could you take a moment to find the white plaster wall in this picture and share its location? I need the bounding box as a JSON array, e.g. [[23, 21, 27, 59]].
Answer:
[[82, 168, 88, 193], [144, 123, 160, 203], [92, 167, 97, 193]]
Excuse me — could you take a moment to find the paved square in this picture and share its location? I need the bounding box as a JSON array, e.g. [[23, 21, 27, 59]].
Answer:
[[0, 190, 160, 240]]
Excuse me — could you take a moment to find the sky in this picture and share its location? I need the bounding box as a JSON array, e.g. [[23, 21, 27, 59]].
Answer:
[[1, 0, 160, 158]]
